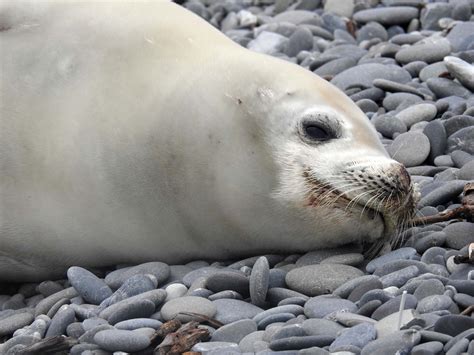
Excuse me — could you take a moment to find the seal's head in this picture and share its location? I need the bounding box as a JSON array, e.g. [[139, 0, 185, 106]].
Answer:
[[243, 56, 419, 255]]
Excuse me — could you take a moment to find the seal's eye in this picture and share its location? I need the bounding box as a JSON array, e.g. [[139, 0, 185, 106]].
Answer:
[[303, 123, 332, 141]]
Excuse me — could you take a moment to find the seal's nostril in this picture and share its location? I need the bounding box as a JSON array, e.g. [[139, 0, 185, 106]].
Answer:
[[399, 165, 411, 188]]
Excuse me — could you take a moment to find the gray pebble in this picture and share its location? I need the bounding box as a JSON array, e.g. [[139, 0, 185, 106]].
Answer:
[[447, 126, 474, 154], [250, 257, 270, 307], [361, 329, 421, 355], [211, 319, 257, 343], [161, 296, 216, 322], [443, 222, 474, 250], [314, 57, 358, 77], [93, 329, 151, 352], [366, 247, 417, 273], [45, 305, 75, 337], [329, 322, 376, 352], [353, 7, 419, 25], [372, 114, 407, 138], [419, 180, 467, 208], [67, 267, 112, 305], [411, 341, 444, 355], [114, 318, 162, 330], [286, 264, 364, 296], [104, 262, 170, 289], [285, 27, 313, 57], [395, 37, 451, 64], [388, 132, 430, 167], [331, 63, 411, 91], [380, 265, 420, 288], [396, 103, 437, 127], [372, 294, 418, 320], [254, 305, 304, 324], [34, 287, 78, 317], [416, 295, 454, 313], [37, 281, 64, 298], [446, 22, 474, 52], [270, 335, 334, 351], [258, 313, 296, 329], [0, 312, 34, 337], [427, 78, 472, 100], [213, 299, 263, 324], [304, 296, 357, 319]]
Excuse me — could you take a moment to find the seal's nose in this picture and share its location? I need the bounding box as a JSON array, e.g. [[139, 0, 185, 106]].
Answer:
[[397, 164, 411, 191]]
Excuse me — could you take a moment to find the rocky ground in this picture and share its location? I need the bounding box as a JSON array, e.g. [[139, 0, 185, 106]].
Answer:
[[1, 0, 474, 354]]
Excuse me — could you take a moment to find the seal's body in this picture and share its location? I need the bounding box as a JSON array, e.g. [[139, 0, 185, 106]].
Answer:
[[0, 1, 416, 281]]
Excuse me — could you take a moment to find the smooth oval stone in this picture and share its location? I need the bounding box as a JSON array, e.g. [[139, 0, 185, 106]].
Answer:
[[348, 278, 383, 303], [411, 341, 444, 355], [380, 265, 420, 288], [258, 312, 296, 329], [105, 262, 170, 289], [314, 57, 358, 77], [250, 257, 270, 307], [444, 56, 474, 92], [331, 63, 411, 91], [372, 294, 417, 321], [329, 322, 376, 352], [301, 318, 346, 338], [353, 7, 419, 25], [107, 299, 156, 325], [213, 299, 264, 325], [0, 312, 34, 337], [285, 27, 313, 57], [413, 279, 445, 301], [35, 287, 78, 317], [433, 315, 474, 336], [444, 116, 474, 138], [99, 289, 166, 320], [103, 274, 157, 307], [372, 114, 408, 138], [383, 92, 423, 111], [361, 329, 420, 355], [165, 283, 188, 301], [254, 305, 304, 324], [419, 180, 468, 209], [334, 275, 381, 299], [447, 126, 474, 154], [270, 335, 335, 351], [206, 271, 250, 297], [286, 264, 364, 296], [388, 132, 430, 167], [94, 329, 150, 352], [211, 319, 257, 343], [443, 222, 474, 250], [114, 318, 162, 330], [395, 37, 451, 64], [191, 341, 239, 353], [271, 324, 307, 341], [161, 296, 216, 322], [67, 267, 112, 305], [416, 295, 454, 314], [45, 306, 75, 337], [304, 296, 357, 319], [239, 330, 265, 352], [375, 309, 416, 338], [427, 77, 472, 100], [414, 231, 447, 254]]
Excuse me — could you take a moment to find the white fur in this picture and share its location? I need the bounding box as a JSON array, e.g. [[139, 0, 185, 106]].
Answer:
[[1, 0, 399, 281]]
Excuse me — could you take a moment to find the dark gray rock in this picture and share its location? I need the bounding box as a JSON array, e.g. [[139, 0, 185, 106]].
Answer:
[[314, 57, 358, 77], [447, 127, 474, 154], [383, 93, 423, 111], [285, 27, 313, 57], [45, 306, 75, 337], [372, 114, 407, 138], [372, 294, 418, 320], [419, 180, 467, 208], [270, 335, 334, 351], [434, 314, 474, 336], [443, 222, 474, 250], [301, 318, 346, 338], [427, 78, 472, 100], [0, 312, 34, 337], [423, 120, 447, 163], [206, 271, 249, 297]]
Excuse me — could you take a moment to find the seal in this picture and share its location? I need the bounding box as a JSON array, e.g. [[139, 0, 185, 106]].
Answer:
[[0, 1, 418, 281]]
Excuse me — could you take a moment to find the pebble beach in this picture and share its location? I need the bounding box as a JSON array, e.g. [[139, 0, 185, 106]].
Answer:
[[1, 0, 473, 354]]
